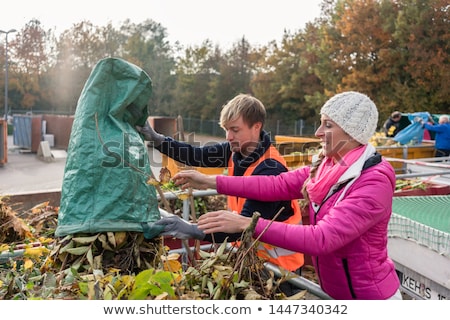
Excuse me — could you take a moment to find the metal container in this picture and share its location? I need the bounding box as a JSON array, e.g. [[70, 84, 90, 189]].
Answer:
[[12, 114, 43, 152]]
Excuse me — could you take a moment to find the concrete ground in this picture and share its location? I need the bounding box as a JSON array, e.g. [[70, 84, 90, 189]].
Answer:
[[1, 135, 67, 196]]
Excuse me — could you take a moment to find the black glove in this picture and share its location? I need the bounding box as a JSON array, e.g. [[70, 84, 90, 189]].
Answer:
[[135, 121, 165, 147], [154, 216, 205, 240]]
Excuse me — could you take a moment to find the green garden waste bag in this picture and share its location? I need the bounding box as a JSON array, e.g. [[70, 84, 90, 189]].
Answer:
[[55, 58, 163, 238]]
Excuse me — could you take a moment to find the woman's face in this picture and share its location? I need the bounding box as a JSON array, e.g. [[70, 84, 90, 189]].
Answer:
[[315, 114, 361, 160]]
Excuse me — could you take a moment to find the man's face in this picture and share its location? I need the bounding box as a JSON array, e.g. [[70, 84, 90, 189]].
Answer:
[[223, 116, 261, 156], [392, 114, 401, 122]]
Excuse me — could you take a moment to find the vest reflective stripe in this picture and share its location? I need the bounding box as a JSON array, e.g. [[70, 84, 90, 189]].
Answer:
[[227, 145, 304, 271]]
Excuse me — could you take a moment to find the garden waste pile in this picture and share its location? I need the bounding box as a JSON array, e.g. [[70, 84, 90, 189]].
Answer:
[[0, 196, 308, 300]]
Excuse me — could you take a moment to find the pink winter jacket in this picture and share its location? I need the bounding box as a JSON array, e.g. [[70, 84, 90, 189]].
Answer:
[[217, 153, 400, 300]]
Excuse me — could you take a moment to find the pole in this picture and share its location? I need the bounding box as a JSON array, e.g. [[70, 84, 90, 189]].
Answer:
[[0, 29, 16, 120]]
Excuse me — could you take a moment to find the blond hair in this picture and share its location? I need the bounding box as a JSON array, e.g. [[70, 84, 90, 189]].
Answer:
[[219, 94, 266, 129]]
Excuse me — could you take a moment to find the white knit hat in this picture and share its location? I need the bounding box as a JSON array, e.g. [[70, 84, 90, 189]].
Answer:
[[320, 91, 378, 144]]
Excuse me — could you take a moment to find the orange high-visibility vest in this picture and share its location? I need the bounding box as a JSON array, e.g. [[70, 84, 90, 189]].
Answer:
[[227, 145, 304, 272]]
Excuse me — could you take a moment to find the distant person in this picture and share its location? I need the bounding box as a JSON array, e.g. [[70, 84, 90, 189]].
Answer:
[[383, 111, 402, 137], [421, 115, 450, 157], [422, 116, 435, 141], [137, 93, 305, 296]]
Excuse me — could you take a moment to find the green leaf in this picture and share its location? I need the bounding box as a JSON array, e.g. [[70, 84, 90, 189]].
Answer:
[[134, 269, 153, 286], [71, 257, 83, 271], [43, 273, 56, 289], [98, 234, 114, 251], [207, 281, 214, 295], [103, 286, 113, 300], [72, 234, 99, 244], [59, 235, 73, 243], [149, 286, 164, 296], [79, 282, 89, 295], [213, 286, 222, 299], [66, 246, 90, 255], [151, 271, 172, 285], [86, 248, 94, 269], [215, 240, 228, 257], [59, 240, 74, 253], [198, 250, 211, 259], [129, 283, 152, 300]]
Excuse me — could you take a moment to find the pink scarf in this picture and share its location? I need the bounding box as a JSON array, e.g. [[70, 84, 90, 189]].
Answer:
[[306, 145, 366, 204]]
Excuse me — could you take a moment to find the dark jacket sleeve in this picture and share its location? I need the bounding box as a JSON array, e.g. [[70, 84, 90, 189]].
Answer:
[[204, 231, 242, 243], [156, 137, 231, 167], [240, 158, 295, 222]]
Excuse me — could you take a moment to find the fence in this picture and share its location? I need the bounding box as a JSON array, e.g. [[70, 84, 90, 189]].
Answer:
[[183, 117, 318, 139], [9, 110, 319, 140]]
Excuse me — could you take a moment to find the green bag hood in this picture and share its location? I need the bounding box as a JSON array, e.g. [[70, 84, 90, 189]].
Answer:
[[56, 58, 163, 238]]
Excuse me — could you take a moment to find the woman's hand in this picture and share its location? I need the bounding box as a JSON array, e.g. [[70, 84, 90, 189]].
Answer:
[[172, 170, 217, 190], [197, 210, 251, 234]]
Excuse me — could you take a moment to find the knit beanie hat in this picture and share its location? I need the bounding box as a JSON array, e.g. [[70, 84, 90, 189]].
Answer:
[[320, 91, 378, 144]]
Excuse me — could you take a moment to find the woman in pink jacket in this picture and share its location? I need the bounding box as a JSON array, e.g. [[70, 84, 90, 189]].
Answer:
[[172, 91, 402, 300]]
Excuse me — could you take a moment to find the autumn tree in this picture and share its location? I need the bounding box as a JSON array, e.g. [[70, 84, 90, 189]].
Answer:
[[207, 37, 256, 118], [172, 40, 220, 119], [173, 37, 258, 123], [250, 27, 323, 133], [311, 0, 449, 124], [392, 0, 449, 114], [120, 19, 176, 117], [3, 20, 53, 112], [47, 21, 113, 113], [2, 0, 448, 132]]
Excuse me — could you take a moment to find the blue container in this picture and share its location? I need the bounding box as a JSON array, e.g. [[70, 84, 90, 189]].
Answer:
[[13, 115, 33, 149]]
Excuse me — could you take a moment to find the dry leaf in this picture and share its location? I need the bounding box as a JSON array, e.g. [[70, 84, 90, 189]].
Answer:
[[114, 232, 127, 248], [159, 167, 172, 184], [24, 246, 50, 259], [162, 259, 182, 272], [147, 178, 159, 186], [24, 258, 34, 270], [30, 201, 49, 214], [155, 292, 169, 300], [177, 193, 189, 200], [161, 253, 180, 261]]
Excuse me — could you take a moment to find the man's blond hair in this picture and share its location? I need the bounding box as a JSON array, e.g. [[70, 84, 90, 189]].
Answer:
[[219, 94, 266, 129]]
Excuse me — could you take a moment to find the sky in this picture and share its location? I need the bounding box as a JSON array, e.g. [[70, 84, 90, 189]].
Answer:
[[0, 0, 323, 49]]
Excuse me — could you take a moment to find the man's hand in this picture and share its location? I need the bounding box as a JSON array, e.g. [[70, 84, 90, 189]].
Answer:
[[172, 170, 217, 190], [135, 121, 165, 147], [155, 215, 205, 240]]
